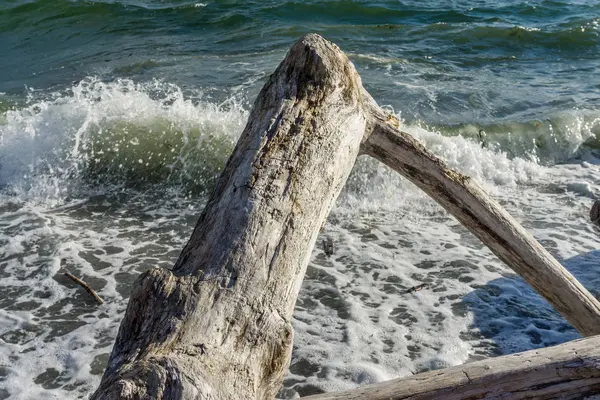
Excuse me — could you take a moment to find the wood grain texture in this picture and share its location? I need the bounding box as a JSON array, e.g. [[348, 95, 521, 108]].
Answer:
[[304, 335, 600, 399], [91, 34, 369, 400]]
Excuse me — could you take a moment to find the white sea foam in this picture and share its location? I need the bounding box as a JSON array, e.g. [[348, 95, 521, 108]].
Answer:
[[1, 78, 600, 398], [0, 78, 247, 201]]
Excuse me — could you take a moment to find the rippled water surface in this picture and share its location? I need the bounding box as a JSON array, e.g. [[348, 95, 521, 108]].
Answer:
[[1, 1, 600, 398]]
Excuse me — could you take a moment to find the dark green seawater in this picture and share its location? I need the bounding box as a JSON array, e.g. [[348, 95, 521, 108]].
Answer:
[[1, 1, 600, 399], [2, 0, 599, 121]]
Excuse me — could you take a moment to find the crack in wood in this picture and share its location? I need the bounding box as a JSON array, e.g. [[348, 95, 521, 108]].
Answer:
[[462, 370, 472, 384]]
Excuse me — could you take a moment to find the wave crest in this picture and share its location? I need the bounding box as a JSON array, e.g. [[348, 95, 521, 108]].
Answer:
[[0, 78, 247, 200]]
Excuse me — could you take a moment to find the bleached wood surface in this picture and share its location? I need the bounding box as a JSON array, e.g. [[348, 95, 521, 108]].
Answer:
[[91, 34, 600, 400], [305, 335, 600, 399], [91, 34, 370, 400]]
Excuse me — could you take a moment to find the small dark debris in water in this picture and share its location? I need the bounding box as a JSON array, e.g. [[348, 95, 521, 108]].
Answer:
[[323, 237, 334, 257], [62, 270, 104, 305], [590, 200, 600, 226], [404, 283, 427, 294]]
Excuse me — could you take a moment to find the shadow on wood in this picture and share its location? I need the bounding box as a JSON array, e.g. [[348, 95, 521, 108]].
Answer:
[[91, 34, 600, 399]]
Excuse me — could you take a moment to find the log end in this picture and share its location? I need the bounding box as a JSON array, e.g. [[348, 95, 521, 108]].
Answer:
[[591, 199, 600, 225], [272, 33, 365, 107]]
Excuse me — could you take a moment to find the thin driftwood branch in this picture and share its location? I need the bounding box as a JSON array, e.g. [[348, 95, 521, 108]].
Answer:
[[360, 101, 600, 337], [304, 335, 600, 400], [63, 270, 104, 305]]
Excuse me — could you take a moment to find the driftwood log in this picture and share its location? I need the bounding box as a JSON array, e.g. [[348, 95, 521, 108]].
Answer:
[[92, 34, 370, 400], [92, 34, 600, 399], [305, 335, 600, 400]]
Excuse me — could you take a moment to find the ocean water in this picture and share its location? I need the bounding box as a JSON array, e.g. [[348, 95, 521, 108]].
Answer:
[[1, 0, 600, 398]]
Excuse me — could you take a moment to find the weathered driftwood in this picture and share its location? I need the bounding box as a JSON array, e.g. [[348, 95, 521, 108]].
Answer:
[[92, 34, 600, 400], [362, 105, 600, 337], [304, 335, 600, 400], [92, 34, 370, 400]]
